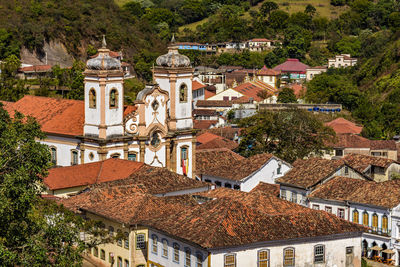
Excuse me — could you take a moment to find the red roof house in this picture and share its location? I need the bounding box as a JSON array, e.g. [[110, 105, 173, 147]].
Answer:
[[273, 59, 309, 74]]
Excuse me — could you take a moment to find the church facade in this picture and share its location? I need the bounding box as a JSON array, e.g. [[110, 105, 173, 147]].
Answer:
[[1, 42, 196, 178]]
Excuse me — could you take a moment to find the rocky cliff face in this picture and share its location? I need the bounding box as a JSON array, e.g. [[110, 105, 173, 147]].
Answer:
[[20, 40, 75, 68]]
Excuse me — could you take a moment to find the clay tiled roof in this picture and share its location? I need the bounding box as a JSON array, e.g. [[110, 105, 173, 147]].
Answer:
[[18, 65, 52, 73], [196, 149, 274, 181], [196, 132, 221, 144], [200, 127, 240, 140], [250, 182, 280, 197], [123, 105, 137, 117], [370, 140, 397, 150], [197, 137, 238, 151], [7, 95, 84, 136], [193, 109, 217, 116], [192, 80, 206, 91], [204, 88, 216, 99], [232, 81, 278, 102], [193, 120, 218, 129], [330, 133, 371, 148], [249, 38, 272, 42], [289, 83, 307, 99], [309, 176, 400, 209], [144, 189, 365, 249], [273, 59, 309, 73], [276, 158, 347, 189], [60, 186, 196, 224], [94, 165, 210, 195], [0, 100, 14, 111], [343, 154, 398, 173], [196, 100, 232, 108], [257, 65, 280, 76], [325, 118, 363, 134], [44, 158, 144, 190]]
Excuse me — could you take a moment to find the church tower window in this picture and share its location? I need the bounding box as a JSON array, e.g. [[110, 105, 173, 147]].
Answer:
[[179, 83, 187, 102], [110, 89, 118, 108], [89, 89, 96, 108], [150, 132, 161, 148]]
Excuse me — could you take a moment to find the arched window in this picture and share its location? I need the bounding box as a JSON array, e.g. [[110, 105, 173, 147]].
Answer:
[[258, 249, 269, 267], [100, 249, 105, 260], [50, 147, 57, 165], [353, 210, 359, 224], [162, 239, 168, 258], [179, 83, 188, 102], [111, 153, 121, 159], [124, 232, 129, 249], [124, 260, 130, 267], [118, 257, 122, 267], [185, 248, 191, 267], [372, 213, 378, 230], [173, 243, 180, 263], [108, 226, 114, 237], [89, 88, 96, 108], [151, 235, 158, 254], [110, 88, 118, 108], [382, 215, 388, 233], [128, 152, 137, 161], [93, 247, 98, 257], [283, 247, 295, 266], [181, 146, 189, 176], [363, 211, 369, 226], [71, 150, 79, 165]]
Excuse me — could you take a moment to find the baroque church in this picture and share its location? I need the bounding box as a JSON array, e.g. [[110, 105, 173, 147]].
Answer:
[[1, 39, 196, 178]]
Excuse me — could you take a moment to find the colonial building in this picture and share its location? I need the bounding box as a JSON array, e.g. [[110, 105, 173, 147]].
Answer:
[[328, 54, 357, 68], [276, 157, 370, 206], [196, 148, 291, 192], [308, 176, 400, 265], [3, 39, 196, 177]]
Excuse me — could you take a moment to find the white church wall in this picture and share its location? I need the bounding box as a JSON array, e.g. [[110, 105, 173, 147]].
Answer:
[[154, 76, 171, 95], [84, 80, 101, 126], [176, 139, 192, 178], [175, 78, 192, 130], [145, 145, 166, 168], [145, 94, 167, 128], [40, 136, 80, 167], [105, 82, 124, 136]]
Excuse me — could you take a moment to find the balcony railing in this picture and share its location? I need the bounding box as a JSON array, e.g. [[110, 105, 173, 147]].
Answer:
[[368, 227, 391, 237]]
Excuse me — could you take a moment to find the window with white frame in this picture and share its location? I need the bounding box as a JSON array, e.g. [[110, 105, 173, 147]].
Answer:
[[314, 245, 325, 263], [283, 247, 295, 266], [312, 204, 320, 210], [224, 254, 236, 267], [162, 239, 168, 258], [50, 147, 57, 165], [71, 150, 79, 165], [281, 190, 286, 200], [291, 192, 297, 203], [185, 248, 191, 267], [173, 243, 180, 263], [151, 235, 158, 254], [124, 232, 129, 249], [338, 208, 345, 219], [258, 249, 269, 267], [136, 233, 145, 250], [325, 206, 332, 213]]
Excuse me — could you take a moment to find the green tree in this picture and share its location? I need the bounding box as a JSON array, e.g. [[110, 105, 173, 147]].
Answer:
[[0, 29, 20, 59], [237, 109, 335, 162], [278, 87, 297, 103], [260, 1, 278, 17], [269, 10, 289, 30], [304, 4, 316, 17], [0, 55, 27, 101], [0, 106, 111, 266], [66, 60, 85, 100]]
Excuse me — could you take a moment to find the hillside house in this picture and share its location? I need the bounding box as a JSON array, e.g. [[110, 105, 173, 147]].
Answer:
[[328, 54, 357, 68]]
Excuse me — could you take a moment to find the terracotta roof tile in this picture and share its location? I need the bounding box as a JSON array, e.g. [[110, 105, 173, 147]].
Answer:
[[329, 133, 370, 148], [232, 81, 278, 102], [370, 140, 397, 150], [250, 182, 280, 197], [145, 189, 366, 248], [197, 137, 238, 151], [343, 153, 398, 173], [196, 149, 274, 181], [196, 132, 221, 144], [249, 38, 272, 42], [288, 83, 307, 98], [204, 89, 216, 99], [325, 118, 363, 134], [193, 109, 218, 116], [192, 80, 206, 91], [44, 158, 144, 190], [276, 158, 346, 189], [309, 176, 400, 208], [257, 65, 280, 76], [9, 95, 84, 136], [199, 127, 240, 140], [273, 59, 309, 73], [193, 120, 218, 129], [18, 65, 52, 72]]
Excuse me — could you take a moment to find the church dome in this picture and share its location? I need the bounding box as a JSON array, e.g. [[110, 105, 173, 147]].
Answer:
[[156, 46, 191, 68], [86, 49, 121, 70], [86, 36, 121, 71]]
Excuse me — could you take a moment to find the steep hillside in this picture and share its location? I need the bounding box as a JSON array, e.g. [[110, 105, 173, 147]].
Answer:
[[0, 0, 164, 64]]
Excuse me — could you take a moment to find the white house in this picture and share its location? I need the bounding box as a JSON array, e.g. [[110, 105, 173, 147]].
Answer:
[[306, 66, 327, 81], [196, 148, 291, 192], [276, 157, 370, 206], [308, 176, 400, 265], [328, 54, 357, 68]]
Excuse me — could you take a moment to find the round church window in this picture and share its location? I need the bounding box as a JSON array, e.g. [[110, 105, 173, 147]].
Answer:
[[150, 132, 161, 148]]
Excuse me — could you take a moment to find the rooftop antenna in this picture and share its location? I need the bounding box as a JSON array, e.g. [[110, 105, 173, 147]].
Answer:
[[102, 35, 107, 49]]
